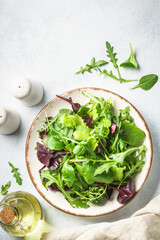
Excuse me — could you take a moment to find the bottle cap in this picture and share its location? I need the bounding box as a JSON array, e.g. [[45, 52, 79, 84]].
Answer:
[[0, 207, 15, 224]]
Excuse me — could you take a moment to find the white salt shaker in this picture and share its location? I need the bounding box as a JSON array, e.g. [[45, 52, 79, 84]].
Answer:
[[0, 107, 20, 134], [11, 78, 43, 106]]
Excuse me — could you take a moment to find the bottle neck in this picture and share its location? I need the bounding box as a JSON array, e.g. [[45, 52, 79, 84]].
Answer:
[[0, 203, 19, 225]]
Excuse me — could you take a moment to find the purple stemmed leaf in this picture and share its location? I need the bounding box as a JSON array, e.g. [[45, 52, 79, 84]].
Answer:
[[110, 179, 135, 204], [37, 142, 69, 170], [97, 140, 106, 154], [81, 115, 94, 128], [105, 187, 113, 200], [56, 95, 81, 113], [48, 183, 61, 192], [43, 178, 60, 192], [37, 142, 54, 167]]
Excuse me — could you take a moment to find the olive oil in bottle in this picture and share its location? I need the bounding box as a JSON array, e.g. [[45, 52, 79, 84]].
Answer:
[[0, 191, 43, 237]]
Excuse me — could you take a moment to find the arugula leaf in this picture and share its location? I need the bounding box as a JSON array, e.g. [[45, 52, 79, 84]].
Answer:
[[120, 43, 139, 68], [120, 122, 146, 145], [118, 106, 134, 123], [131, 74, 158, 90], [75, 57, 108, 74], [100, 69, 138, 83], [61, 160, 75, 187], [109, 145, 145, 165], [74, 184, 107, 205], [120, 159, 145, 185], [94, 161, 116, 176], [8, 162, 22, 185], [106, 41, 121, 79], [1, 181, 11, 195]]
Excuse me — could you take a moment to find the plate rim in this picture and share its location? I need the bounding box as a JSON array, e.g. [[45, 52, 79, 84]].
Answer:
[[25, 87, 153, 217]]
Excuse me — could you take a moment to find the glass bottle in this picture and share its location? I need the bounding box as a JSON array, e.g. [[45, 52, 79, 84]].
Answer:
[[0, 191, 43, 237]]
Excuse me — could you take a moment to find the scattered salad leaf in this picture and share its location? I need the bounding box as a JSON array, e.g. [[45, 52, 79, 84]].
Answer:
[[8, 162, 22, 185], [75, 57, 108, 74], [75, 41, 158, 90], [106, 41, 121, 79], [131, 74, 158, 90], [99, 69, 137, 83], [1, 181, 11, 195], [120, 43, 138, 68]]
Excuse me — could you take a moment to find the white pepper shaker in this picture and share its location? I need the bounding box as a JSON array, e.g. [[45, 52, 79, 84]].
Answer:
[[0, 107, 20, 134], [11, 78, 43, 107]]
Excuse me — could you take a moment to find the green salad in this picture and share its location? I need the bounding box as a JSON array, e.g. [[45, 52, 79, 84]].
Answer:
[[36, 91, 146, 209]]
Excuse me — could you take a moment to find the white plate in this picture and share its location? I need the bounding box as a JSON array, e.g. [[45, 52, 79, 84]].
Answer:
[[25, 87, 153, 217]]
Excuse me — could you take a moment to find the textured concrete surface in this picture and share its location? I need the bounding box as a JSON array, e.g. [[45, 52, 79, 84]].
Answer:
[[0, 0, 160, 239]]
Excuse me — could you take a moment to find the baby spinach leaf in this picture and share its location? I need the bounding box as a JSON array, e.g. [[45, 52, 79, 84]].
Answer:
[[120, 43, 138, 68], [62, 160, 75, 187], [76, 161, 114, 185], [131, 74, 158, 90], [47, 134, 65, 150], [120, 122, 146, 145]]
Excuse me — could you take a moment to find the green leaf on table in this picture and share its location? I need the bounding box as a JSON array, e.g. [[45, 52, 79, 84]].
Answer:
[[106, 41, 118, 69], [120, 122, 146, 145], [131, 74, 158, 90], [100, 69, 138, 83], [75, 57, 108, 74], [106, 41, 122, 80], [120, 43, 139, 68], [8, 162, 22, 185], [1, 181, 11, 195]]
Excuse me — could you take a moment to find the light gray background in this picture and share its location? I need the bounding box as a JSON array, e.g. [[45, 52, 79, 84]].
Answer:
[[0, 0, 160, 239]]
